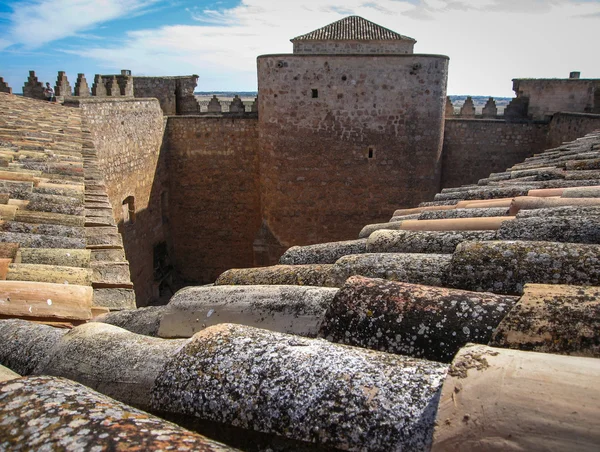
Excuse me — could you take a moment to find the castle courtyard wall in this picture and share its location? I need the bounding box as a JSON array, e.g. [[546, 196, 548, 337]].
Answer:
[[66, 97, 167, 306], [165, 116, 261, 284], [257, 54, 448, 250], [441, 119, 549, 188], [66, 85, 600, 291]]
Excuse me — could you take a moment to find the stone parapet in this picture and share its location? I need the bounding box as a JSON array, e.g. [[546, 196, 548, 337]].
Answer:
[[54, 71, 72, 97], [22, 71, 45, 100], [0, 77, 12, 94]]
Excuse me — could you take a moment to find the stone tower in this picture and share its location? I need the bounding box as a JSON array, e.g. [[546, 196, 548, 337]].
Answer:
[[256, 16, 449, 259]]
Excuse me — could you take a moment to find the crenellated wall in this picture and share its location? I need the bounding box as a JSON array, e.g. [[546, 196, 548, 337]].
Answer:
[[165, 116, 261, 284]]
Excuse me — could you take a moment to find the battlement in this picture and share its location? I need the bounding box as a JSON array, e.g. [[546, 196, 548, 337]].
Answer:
[[0, 77, 12, 94], [196, 95, 258, 115], [445, 96, 505, 120], [54, 71, 72, 97], [22, 70, 45, 100], [97, 72, 134, 97]]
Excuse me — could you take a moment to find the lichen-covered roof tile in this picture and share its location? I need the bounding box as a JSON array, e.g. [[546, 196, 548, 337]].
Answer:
[[0, 375, 239, 451], [279, 238, 367, 265], [319, 276, 517, 362], [152, 323, 448, 451]]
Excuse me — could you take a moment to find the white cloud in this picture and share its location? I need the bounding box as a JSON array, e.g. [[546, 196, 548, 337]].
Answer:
[[5, 0, 161, 48], [0, 39, 13, 51], [63, 0, 600, 95]]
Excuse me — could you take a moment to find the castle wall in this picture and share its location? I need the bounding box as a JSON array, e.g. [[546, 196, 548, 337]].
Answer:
[[441, 119, 549, 188], [132, 76, 200, 116], [513, 79, 600, 120], [66, 97, 167, 306], [133, 78, 178, 115], [165, 116, 261, 283], [547, 112, 600, 148], [257, 54, 448, 252], [292, 41, 414, 55]]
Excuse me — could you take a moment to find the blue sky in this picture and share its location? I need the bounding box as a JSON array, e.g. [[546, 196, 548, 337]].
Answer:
[[1, 0, 599, 96]]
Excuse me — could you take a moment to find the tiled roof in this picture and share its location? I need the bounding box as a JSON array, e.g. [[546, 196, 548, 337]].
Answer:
[[291, 16, 415, 42], [0, 90, 599, 450], [0, 93, 134, 326]]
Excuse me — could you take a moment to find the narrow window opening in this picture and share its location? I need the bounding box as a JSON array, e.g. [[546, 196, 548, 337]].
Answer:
[[368, 147, 375, 159], [122, 196, 135, 224], [311, 89, 318, 98]]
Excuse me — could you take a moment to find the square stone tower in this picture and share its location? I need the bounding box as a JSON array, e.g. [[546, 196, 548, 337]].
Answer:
[[257, 16, 448, 253]]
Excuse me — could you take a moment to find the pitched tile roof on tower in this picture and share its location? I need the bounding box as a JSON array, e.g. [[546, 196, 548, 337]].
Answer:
[[291, 16, 415, 42]]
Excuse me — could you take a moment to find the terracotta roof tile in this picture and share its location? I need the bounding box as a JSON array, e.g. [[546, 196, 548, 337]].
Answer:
[[291, 16, 415, 42]]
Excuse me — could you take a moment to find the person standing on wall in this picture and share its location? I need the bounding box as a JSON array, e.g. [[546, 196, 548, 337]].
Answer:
[[44, 82, 54, 102]]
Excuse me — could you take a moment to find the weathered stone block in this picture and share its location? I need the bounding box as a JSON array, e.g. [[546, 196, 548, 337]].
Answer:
[[93, 288, 136, 310], [85, 226, 124, 249], [91, 261, 132, 288], [17, 248, 90, 267], [7, 263, 92, 286], [90, 248, 126, 262]]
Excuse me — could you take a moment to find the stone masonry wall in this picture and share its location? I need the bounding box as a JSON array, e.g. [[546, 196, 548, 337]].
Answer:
[[133, 78, 178, 115], [67, 98, 167, 306], [547, 112, 600, 148], [441, 119, 550, 189], [513, 79, 600, 120], [292, 41, 415, 55], [257, 54, 448, 255], [133, 76, 200, 116], [166, 116, 261, 284]]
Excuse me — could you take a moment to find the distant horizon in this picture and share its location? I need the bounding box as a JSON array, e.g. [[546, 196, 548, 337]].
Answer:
[[6, 89, 517, 99]]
